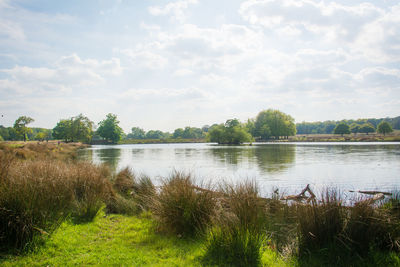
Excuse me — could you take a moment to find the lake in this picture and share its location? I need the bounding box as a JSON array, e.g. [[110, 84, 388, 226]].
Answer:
[[78, 142, 400, 195]]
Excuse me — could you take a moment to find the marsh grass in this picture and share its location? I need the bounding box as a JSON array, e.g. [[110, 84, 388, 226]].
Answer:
[[152, 172, 216, 237], [0, 149, 113, 250], [203, 225, 265, 267]]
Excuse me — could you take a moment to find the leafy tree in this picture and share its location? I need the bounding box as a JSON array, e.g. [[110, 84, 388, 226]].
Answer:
[[377, 121, 393, 136], [333, 123, 350, 136], [13, 116, 34, 141], [359, 123, 375, 135], [97, 113, 124, 143], [53, 119, 72, 142], [207, 119, 253, 144], [145, 130, 168, 139], [53, 114, 93, 143], [127, 127, 146, 139], [254, 109, 296, 140], [173, 128, 184, 139], [350, 123, 360, 134]]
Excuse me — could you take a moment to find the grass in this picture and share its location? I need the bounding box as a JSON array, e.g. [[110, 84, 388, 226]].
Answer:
[[1, 142, 399, 266], [152, 172, 216, 237], [0, 210, 289, 266], [0, 144, 113, 250]]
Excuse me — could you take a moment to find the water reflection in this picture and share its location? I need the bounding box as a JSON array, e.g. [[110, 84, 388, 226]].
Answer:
[[209, 145, 296, 173], [209, 147, 253, 165], [254, 145, 295, 173], [96, 148, 121, 171]]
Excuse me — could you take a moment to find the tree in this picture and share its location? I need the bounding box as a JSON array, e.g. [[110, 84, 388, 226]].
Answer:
[[13, 116, 34, 141], [53, 114, 93, 143], [254, 109, 296, 140], [207, 119, 253, 144], [333, 123, 350, 136], [377, 121, 393, 136], [350, 123, 360, 134], [96, 113, 124, 143], [127, 127, 146, 139], [359, 123, 375, 135]]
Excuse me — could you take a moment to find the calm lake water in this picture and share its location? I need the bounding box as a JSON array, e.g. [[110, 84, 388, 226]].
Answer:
[[78, 142, 400, 195]]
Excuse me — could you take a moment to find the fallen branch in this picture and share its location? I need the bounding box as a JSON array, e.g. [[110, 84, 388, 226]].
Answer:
[[280, 184, 316, 202], [349, 190, 392, 196]]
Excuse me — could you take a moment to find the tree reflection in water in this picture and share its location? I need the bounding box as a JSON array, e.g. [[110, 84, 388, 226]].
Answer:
[[96, 148, 122, 171], [210, 144, 295, 174]]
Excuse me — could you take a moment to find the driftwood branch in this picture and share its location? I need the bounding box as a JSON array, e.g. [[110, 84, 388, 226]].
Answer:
[[349, 190, 392, 196], [280, 184, 316, 202]]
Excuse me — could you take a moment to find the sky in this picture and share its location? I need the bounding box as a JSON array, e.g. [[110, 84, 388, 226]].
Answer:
[[0, 0, 399, 133]]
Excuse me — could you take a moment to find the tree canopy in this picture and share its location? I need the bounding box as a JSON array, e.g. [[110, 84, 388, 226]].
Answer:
[[96, 113, 124, 143], [127, 127, 146, 139], [377, 121, 393, 136], [207, 119, 253, 144], [13, 116, 34, 141], [359, 123, 375, 135], [53, 114, 93, 143], [254, 109, 296, 140], [333, 123, 350, 136]]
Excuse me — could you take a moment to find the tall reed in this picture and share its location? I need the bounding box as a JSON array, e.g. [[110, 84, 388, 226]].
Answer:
[[152, 172, 216, 237]]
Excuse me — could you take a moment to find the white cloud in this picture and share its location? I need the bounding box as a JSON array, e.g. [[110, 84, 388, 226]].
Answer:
[[149, 0, 198, 22]]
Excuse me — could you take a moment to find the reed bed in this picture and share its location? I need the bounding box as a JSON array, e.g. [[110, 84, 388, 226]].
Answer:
[[0, 146, 113, 250]]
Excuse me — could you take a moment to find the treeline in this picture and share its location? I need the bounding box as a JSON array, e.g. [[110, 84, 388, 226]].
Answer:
[[296, 116, 400, 134], [1, 112, 398, 144]]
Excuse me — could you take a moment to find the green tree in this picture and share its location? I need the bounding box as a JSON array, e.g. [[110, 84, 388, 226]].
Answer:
[[127, 127, 146, 139], [53, 114, 93, 143], [333, 123, 350, 136], [173, 128, 184, 139], [377, 121, 393, 136], [359, 123, 375, 135], [13, 116, 34, 141], [350, 123, 360, 134], [97, 113, 124, 143], [207, 119, 253, 144], [254, 109, 296, 140], [53, 119, 72, 142]]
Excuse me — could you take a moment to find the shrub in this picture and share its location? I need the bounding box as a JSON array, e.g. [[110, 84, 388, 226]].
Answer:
[[152, 172, 216, 237]]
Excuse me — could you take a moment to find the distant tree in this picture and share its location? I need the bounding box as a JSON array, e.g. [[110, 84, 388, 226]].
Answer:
[[244, 119, 256, 136], [255, 109, 296, 140], [127, 127, 146, 139], [333, 123, 350, 136], [207, 119, 253, 144], [377, 121, 393, 136], [323, 121, 337, 134], [13, 116, 34, 142], [350, 123, 360, 134], [96, 113, 124, 143], [359, 123, 375, 135], [145, 130, 165, 139], [201, 125, 210, 133]]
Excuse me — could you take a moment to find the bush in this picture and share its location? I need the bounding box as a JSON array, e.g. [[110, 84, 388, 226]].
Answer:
[[152, 172, 216, 237], [113, 167, 135, 196]]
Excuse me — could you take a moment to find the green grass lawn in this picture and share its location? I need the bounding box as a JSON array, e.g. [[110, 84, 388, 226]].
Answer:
[[0, 210, 290, 266]]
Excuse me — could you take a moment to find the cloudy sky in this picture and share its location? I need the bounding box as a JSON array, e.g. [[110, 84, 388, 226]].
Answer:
[[0, 0, 399, 132]]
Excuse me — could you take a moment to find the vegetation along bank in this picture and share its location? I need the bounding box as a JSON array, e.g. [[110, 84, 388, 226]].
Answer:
[[0, 142, 399, 266]]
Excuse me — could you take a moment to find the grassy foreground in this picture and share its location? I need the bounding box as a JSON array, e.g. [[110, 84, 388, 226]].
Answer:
[[0, 210, 289, 266], [1, 142, 399, 266]]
